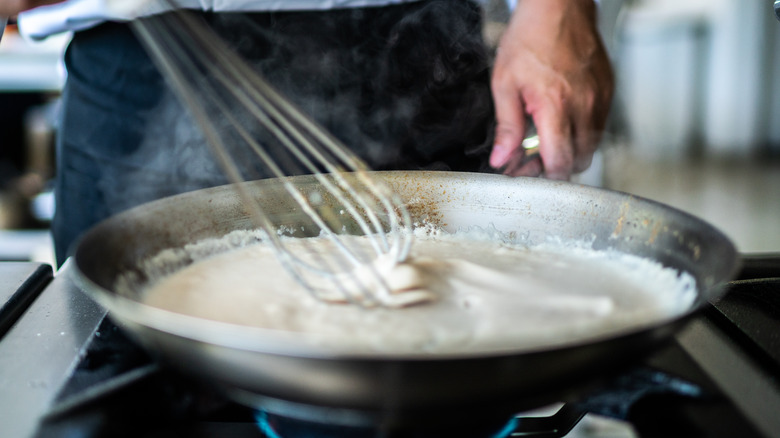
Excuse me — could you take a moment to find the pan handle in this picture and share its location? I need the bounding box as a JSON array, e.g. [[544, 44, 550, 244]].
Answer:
[[517, 118, 542, 168], [736, 253, 780, 280]]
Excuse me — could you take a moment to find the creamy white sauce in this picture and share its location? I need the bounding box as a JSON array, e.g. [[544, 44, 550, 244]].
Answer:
[[129, 228, 697, 354]]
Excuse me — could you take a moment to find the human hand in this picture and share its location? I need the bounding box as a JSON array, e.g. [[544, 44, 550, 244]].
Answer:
[[489, 0, 614, 180], [0, 0, 62, 17]]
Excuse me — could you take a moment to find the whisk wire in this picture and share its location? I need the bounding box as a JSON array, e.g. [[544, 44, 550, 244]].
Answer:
[[131, 6, 416, 307], [196, 27, 407, 261]]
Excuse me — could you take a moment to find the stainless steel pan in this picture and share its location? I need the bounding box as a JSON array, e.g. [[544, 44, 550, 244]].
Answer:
[[71, 171, 739, 425]]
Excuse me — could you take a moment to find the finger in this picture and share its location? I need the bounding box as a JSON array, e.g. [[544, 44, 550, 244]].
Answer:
[[504, 152, 543, 177], [574, 62, 614, 173], [534, 107, 574, 181], [489, 79, 528, 169], [573, 108, 595, 173]]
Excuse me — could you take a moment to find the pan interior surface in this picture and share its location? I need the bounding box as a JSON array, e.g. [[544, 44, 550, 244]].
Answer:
[[130, 224, 697, 357]]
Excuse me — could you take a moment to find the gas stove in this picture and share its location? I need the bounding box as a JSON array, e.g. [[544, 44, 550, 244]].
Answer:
[[1, 255, 779, 438]]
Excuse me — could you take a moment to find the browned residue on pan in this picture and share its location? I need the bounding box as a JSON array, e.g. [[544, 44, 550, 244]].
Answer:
[[691, 243, 701, 260], [646, 221, 663, 245], [382, 173, 447, 229], [611, 200, 632, 238]]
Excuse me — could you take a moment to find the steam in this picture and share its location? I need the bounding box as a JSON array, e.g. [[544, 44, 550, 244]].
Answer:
[[101, 1, 495, 216]]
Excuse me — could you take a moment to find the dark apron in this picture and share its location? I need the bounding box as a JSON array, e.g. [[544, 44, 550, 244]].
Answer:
[[53, 0, 494, 266]]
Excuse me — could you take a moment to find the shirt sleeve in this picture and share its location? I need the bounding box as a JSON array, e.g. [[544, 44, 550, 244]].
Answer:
[[17, 0, 425, 40]]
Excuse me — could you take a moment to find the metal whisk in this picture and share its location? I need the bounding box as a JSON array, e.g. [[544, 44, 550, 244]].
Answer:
[[130, 6, 430, 307]]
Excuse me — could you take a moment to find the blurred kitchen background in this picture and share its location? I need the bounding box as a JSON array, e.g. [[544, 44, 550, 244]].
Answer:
[[1, 0, 779, 266]]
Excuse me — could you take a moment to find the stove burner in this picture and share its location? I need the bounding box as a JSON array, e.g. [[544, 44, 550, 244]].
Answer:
[[573, 368, 703, 419], [258, 410, 522, 438], [256, 403, 594, 438]]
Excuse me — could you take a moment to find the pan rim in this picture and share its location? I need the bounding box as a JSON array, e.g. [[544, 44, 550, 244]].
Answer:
[[70, 170, 740, 361]]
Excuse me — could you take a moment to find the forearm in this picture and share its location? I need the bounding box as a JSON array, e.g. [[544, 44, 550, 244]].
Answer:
[[503, 0, 600, 75], [510, 0, 598, 30], [0, 0, 63, 17]]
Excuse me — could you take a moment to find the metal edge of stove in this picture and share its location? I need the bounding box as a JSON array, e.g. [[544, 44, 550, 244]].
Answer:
[[675, 312, 780, 438], [0, 263, 53, 339], [0, 259, 107, 438]]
